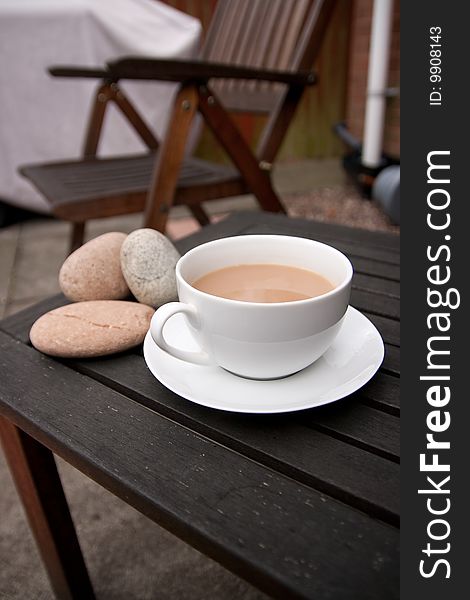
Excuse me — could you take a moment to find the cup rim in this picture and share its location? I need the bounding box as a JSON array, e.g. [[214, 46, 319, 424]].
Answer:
[[176, 234, 353, 307]]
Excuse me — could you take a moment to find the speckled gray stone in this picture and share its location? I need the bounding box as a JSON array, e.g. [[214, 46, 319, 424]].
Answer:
[[120, 229, 180, 308], [59, 232, 129, 302]]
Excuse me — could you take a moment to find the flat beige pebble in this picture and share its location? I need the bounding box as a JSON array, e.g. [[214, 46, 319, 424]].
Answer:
[[30, 301, 154, 358], [59, 232, 130, 301]]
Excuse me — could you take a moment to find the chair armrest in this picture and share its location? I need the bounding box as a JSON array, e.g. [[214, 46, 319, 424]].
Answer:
[[48, 66, 112, 79], [106, 57, 316, 86]]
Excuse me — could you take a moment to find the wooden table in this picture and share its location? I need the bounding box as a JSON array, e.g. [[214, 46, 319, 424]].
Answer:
[[0, 213, 400, 600]]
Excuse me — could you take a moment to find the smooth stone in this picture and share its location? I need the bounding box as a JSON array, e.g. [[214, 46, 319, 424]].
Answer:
[[30, 301, 154, 358], [59, 232, 130, 302], [120, 228, 180, 308]]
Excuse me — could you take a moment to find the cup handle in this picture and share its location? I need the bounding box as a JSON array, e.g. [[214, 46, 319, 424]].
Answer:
[[150, 302, 212, 365]]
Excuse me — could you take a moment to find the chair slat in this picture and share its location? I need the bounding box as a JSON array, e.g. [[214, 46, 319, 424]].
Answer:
[[292, 0, 337, 70], [277, 0, 312, 70], [263, 1, 295, 71], [201, 0, 318, 113], [206, 0, 251, 101], [230, 1, 269, 66], [231, 0, 272, 96], [250, 0, 283, 68], [202, 0, 248, 63]]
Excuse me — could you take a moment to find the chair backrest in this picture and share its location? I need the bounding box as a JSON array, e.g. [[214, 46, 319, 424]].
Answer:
[[200, 0, 336, 113]]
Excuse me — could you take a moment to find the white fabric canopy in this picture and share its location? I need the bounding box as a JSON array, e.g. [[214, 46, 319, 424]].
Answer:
[[0, 0, 202, 212]]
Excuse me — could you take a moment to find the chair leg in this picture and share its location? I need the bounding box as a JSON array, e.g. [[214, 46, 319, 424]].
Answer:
[[69, 222, 86, 254], [82, 83, 113, 158], [144, 84, 199, 232], [189, 204, 211, 226], [197, 85, 286, 215]]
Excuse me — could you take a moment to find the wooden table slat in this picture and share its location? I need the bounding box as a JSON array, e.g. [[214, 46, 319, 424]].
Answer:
[[363, 313, 400, 348], [176, 212, 400, 254], [351, 256, 399, 282], [351, 289, 399, 320], [359, 373, 400, 414], [240, 222, 400, 266], [305, 401, 400, 462], [381, 345, 400, 376], [352, 273, 400, 299]]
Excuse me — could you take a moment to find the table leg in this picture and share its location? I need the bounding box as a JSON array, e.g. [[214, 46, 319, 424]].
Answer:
[[69, 222, 86, 254], [0, 416, 95, 600]]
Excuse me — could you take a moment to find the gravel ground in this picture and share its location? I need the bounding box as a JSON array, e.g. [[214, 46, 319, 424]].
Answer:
[[283, 184, 400, 234]]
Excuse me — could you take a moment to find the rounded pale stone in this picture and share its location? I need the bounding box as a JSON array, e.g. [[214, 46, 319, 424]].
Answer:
[[59, 232, 130, 302], [30, 301, 154, 358], [120, 229, 180, 308]]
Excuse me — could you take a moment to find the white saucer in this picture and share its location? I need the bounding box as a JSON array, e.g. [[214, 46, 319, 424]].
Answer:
[[143, 306, 384, 414]]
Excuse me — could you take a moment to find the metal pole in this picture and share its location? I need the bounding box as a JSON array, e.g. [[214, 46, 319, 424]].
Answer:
[[362, 0, 394, 168]]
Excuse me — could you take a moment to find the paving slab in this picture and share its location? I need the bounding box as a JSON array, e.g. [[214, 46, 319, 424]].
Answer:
[[8, 228, 66, 302]]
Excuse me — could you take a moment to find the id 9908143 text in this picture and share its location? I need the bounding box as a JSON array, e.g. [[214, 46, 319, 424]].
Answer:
[[429, 26, 442, 107]]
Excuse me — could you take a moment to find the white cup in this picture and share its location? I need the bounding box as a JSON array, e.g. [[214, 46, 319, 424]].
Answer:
[[150, 235, 353, 379]]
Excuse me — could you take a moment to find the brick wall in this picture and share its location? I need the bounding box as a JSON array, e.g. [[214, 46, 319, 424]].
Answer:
[[345, 0, 400, 159]]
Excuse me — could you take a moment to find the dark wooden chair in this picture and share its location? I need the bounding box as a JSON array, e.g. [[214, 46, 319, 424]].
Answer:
[[20, 0, 336, 251]]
